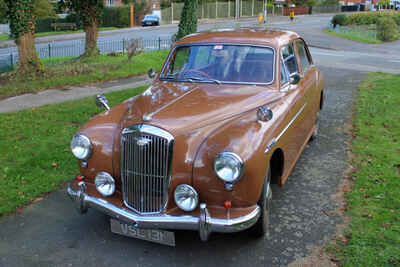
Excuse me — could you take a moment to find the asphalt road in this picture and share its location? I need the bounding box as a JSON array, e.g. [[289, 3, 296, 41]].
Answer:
[[1, 14, 399, 267]]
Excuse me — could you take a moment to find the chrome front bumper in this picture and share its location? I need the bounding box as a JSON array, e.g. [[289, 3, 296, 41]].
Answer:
[[67, 182, 260, 242]]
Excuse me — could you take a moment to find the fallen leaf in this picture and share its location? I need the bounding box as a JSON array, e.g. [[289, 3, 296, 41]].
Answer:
[[32, 197, 43, 203], [52, 162, 58, 167], [382, 223, 391, 228], [322, 210, 333, 216], [343, 186, 350, 192], [21, 180, 26, 184], [364, 194, 370, 198]]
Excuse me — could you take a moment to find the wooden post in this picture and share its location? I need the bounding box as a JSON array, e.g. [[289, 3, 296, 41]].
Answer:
[[130, 3, 134, 27]]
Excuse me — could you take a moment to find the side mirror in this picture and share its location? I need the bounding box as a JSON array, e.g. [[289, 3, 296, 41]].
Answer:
[[148, 68, 156, 79], [290, 73, 301, 85], [95, 94, 110, 111]]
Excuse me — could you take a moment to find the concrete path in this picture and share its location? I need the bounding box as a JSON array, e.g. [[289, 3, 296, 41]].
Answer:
[[0, 75, 152, 113]]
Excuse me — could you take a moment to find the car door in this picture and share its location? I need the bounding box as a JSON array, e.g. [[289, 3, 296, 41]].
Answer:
[[294, 38, 318, 135], [276, 42, 310, 185]]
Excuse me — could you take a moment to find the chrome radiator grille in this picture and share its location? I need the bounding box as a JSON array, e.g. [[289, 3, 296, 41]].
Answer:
[[120, 124, 174, 214]]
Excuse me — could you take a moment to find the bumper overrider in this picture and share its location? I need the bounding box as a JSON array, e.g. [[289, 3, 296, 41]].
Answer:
[[67, 182, 261, 242]]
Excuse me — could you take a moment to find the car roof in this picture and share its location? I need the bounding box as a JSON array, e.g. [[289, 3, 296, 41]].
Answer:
[[177, 28, 300, 48]]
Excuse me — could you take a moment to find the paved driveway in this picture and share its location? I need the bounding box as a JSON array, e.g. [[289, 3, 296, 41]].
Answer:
[[0, 65, 363, 267]]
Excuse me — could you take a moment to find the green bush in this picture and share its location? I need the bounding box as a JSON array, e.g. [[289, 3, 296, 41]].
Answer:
[[376, 17, 399, 41], [102, 4, 150, 28], [348, 11, 400, 26], [35, 18, 55, 33], [102, 7, 130, 28], [331, 14, 348, 28]]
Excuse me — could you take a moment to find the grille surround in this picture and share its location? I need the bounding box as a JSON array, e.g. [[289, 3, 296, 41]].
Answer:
[[120, 124, 174, 214]]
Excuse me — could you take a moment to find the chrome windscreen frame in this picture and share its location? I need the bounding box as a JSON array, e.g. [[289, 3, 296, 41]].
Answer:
[[120, 124, 174, 215], [159, 43, 276, 86]]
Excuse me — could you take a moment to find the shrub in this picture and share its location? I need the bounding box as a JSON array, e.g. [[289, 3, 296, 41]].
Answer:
[[376, 17, 399, 41], [331, 14, 348, 28], [348, 11, 400, 26], [102, 7, 130, 28]]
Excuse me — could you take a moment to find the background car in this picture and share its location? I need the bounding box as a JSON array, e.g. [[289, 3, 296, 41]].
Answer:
[[67, 28, 324, 246], [141, 15, 160, 26]]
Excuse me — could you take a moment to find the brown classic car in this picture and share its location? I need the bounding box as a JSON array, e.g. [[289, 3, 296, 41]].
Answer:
[[67, 28, 324, 246]]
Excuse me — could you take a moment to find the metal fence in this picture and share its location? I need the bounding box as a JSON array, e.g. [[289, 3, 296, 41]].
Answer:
[[0, 24, 10, 34], [161, 0, 283, 24], [328, 24, 377, 42], [313, 5, 341, 13], [0, 37, 172, 73]]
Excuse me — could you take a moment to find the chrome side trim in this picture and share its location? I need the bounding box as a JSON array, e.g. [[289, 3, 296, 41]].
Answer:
[[67, 183, 260, 241], [265, 103, 307, 153]]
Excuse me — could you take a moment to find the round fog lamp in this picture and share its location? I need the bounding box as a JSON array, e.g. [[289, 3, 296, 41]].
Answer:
[[174, 184, 198, 212], [95, 172, 115, 197]]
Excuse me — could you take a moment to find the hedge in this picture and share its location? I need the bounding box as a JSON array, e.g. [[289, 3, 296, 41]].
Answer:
[[102, 7, 130, 28], [376, 17, 399, 41], [348, 11, 400, 26]]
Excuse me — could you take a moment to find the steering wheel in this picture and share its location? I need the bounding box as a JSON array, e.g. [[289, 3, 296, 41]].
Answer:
[[180, 69, 212, 79]]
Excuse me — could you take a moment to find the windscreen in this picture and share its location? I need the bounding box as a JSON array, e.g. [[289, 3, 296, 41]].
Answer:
[[161, 44, 275, 84]]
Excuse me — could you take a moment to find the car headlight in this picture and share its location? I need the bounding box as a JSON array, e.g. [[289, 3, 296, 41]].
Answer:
[[174, 184, 198, 212], [214, 152, 244, 184], [95, 172, 115, 197], [70, 134, 92, 160]]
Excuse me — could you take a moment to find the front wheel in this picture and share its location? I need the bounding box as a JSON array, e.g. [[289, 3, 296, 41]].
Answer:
[[251, 166, 272, 237]]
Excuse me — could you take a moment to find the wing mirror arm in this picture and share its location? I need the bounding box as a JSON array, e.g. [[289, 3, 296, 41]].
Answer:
[[290, 73, 301, 85], [95, 94, 110, 111]]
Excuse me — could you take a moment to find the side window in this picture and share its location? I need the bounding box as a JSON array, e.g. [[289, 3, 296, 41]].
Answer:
[[281, 44, 298, 75], [296, 40, 311, 72], [281, 60, 289, 84]]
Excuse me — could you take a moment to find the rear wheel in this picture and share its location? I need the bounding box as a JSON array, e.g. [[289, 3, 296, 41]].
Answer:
[[251, 166, 272, 237]]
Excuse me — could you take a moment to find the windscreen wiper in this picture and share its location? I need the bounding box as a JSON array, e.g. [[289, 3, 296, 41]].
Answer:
[[186, 76, 221, 85]]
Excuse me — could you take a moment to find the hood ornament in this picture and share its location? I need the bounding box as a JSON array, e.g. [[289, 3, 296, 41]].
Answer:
[[142, 114, 152, 122]]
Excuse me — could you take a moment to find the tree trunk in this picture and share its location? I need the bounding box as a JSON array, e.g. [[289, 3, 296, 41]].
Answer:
[[16, 30, 42, 75], [83, 21, 99, 57]]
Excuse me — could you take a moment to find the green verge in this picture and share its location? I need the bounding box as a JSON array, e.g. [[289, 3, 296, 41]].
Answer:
[[324, 29, 382, 44], [329, 73, 400, 266], [0, 27, 119, 42], [0, 85, 147, 216], [0, 34, 8, 42], [0, 49, 169, 99]]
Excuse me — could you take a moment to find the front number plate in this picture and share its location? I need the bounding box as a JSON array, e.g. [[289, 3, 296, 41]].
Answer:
[[110, 219, 176, 246]]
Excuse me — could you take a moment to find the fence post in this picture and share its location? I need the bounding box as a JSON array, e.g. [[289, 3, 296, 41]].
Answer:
[[158, 37, 161, 50], [48, 43, 51, 58], [10, 53, 13, 67], [216, 0, 218, 19]]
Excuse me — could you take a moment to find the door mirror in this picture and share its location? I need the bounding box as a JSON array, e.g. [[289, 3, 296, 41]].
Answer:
[[95, 94, 110, 111], [290, 73, 301, 85], [148, 68, 156, 79]]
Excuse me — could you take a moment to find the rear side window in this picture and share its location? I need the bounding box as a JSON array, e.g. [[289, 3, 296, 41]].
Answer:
[[296, 40, 312, 72], [281, 44, 298, 75]]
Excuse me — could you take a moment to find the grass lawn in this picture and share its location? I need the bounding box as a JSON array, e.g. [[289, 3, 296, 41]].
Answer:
[[0, 34, 8, 42], [0, 85, 147, 216], [324, 29, 382, 44], [329, 73, 400, 266], [0, 27, 119, 42], [0, 49, 169, 100]]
